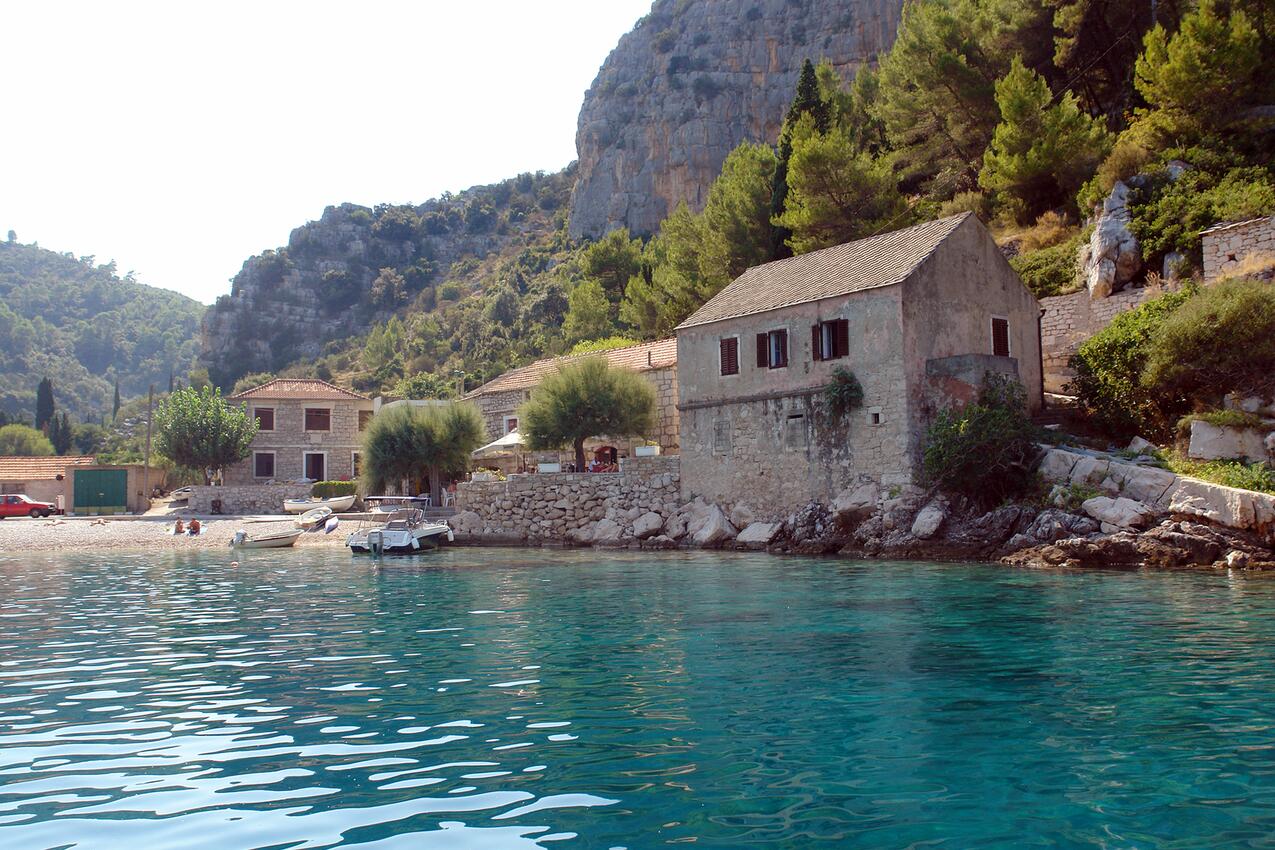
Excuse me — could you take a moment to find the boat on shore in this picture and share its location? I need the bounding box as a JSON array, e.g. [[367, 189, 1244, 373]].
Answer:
[[230, 529, 303, 549], [346, 509, 453, 555], [283, 495, 356, 514], [296, 506, 333, 530]]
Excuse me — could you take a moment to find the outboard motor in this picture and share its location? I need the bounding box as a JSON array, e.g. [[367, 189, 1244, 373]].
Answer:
[[367, 530, 384, 557], [231, 530, 247, 548]]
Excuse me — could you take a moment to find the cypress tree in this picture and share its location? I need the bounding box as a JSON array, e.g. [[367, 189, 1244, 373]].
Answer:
[[112, 379, 122, 421], [49, 412, 73, 455], [770, 60, 832, 260], [35, 378, 54, 432]]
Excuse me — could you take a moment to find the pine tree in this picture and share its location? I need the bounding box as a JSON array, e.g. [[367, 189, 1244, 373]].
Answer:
[[771, 60, 832, 260], [35, 378, 54, 432], [562, 279, 613, 345], [979, 57, 1110, 221]]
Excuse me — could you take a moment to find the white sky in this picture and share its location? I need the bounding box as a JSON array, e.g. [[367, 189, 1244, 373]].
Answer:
[[0, 0, 653, 304]]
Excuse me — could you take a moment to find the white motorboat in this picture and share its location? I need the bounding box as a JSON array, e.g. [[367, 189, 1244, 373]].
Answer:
[[346, 509, 453, 555], [296, 506, 333, 530], [230, 529, 303, 549], [283, 494, 356, 514]]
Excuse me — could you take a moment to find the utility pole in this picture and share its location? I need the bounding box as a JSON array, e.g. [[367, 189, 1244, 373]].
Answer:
[[141, 384, 154, 514]]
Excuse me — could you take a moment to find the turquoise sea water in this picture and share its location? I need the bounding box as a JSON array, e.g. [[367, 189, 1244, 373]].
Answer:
[[1, 549, 1274, 849]]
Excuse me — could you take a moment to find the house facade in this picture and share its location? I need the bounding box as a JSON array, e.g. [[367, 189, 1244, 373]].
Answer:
[[0, 455, 97, 507], [676, 213, 1043, 515], [464, 338, 680, 454], [224, 379, 374, 485]]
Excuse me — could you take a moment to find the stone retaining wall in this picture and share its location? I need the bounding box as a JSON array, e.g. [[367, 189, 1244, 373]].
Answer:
[[189, 483, 313, 515], [1203, 215, 1274, 282], [452, 455, 681, 543], [1039, 286, 1164, 394]]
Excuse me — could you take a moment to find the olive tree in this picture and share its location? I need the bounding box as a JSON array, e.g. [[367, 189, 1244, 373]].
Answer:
[[520, 357, 656, 471], [153, 386, 258, 484], [361, 402, 485, 503]]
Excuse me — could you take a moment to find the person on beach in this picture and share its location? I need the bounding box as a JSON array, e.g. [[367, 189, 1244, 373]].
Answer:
[[187, 519, 201, 536], [172, 519, 185, 535]]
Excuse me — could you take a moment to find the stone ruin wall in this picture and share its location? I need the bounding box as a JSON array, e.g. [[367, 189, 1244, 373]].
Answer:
[[189, 483, 313, 515], [1039, 286, 1166, 394], [1202, 216, 1275, 283]]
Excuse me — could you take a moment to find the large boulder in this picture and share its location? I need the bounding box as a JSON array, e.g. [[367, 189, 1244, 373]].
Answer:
[[591, 518, 625, 545], [1106, 463, 1179, 506], [910, 501, 948, 540], [1080, 180, 1141, 298], [688, 505, 737, 548], [736, 522, 783, 548], [1038, 448, 1083, 482], [1082, 496, 1158, 530], [632, 511, 665, 540], [831, 481, 879, 526], [1169, 478, 1275, 542], [568, 522, 597, 545], [1187, 420, 1272, 463]]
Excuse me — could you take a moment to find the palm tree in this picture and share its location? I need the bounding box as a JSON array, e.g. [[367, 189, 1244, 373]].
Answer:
[[361, 402, 485, 503]]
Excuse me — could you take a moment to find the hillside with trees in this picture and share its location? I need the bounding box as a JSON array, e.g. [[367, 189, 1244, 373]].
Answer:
[[0, 237, 204, 422]]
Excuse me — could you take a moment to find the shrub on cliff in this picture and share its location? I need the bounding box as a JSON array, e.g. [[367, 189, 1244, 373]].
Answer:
[[1141, 278, 1275, 405], [922, 375, 1038, 507], [1069, 287, 1193, 438], [520, 357, 655, 471]]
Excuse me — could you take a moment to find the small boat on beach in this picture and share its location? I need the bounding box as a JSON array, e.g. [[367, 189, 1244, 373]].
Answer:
[[346, 509, 453, 555], [296, 506, 334, 530], [283, 495, 356, 514], [231, 529, 303, 549]]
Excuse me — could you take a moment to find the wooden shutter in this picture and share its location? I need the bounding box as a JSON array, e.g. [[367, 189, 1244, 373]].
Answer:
[[992, 317, 1010, 357], [774, 329, 788, 367], [756, 333, 769, 368], [811, 325, 822, 362], [720, 337, 739, 375], [834, 319, 850, 358]]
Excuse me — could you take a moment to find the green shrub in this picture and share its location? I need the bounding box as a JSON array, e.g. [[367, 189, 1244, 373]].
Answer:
[[437, 281, 462, 301], [1131, 164, 1275, 260], [823, 367, 864, 418], [1162, 454, 1275, 495], [1142, 278, 1275, 406], [923, 375, 1038, 506], [312, 481, 358, 499], [1069, 287, 1194, 438], [1010, 228, 1086, 297]]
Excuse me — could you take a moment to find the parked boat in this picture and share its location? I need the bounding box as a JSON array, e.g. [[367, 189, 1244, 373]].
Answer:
[[346, 509, 453, 555], [296, 506, 333, 530], [230, 529, 303, 549], [283, 494, 356, 514]]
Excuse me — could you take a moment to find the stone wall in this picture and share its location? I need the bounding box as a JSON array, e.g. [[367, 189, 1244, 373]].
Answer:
[[189, 483, 313, 516], [1202, 216, 1275, 282], [452, 456, 681, 543], [1039, 285, 1164, 394]]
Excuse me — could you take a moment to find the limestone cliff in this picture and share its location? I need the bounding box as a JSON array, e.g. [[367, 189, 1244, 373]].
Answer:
[[569, 0, 904, 239]]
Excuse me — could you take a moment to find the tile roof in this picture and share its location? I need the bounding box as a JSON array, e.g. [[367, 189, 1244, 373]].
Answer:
[[228, 378, 369, 401], [466, 338, 677, 397], [0, 455, 96, 481], [677, 213, 971, 329]]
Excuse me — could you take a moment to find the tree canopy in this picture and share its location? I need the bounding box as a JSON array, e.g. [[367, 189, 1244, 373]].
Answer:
[[0, 424, 54, 457], [360, 402, 485, 502], [153, 386, 259, 484], [520, 357, 656, 470]]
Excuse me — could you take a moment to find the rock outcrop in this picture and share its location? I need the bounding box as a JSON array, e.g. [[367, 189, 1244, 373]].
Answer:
[[569, 0, 905, 239], [1080, 181, 1141, 298]]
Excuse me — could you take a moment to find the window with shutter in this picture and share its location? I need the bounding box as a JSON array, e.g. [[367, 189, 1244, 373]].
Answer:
[[304, 408, 331, 431], [756, 333, 768, 368], [253, 452, 275, 479], [756, 329, 789, 368], [834, 319, 850, 358], [991, 317, 1011, 357], [813, 319, 850, 361], [811, 325, 822, 362], [254, 407, 275, 431], [719, 337, 739, 376]]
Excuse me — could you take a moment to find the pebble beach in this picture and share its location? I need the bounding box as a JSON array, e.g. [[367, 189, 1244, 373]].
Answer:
[[0, 517, 355, 553]]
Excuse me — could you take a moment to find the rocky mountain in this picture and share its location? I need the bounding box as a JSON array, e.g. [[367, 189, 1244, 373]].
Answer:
[[201, 169, 574, 387], [568, 0, 904, 239]]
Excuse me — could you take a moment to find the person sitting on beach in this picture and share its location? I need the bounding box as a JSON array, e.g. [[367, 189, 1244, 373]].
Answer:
[[172, 519, 185, 535], [187, 519, 201, 536]]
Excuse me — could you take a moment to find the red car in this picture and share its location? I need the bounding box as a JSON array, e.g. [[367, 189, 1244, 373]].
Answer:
[[0, 494, 56, 519]]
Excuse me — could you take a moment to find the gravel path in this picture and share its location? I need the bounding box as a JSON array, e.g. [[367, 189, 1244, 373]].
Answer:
[[0, 517, 360, 552]]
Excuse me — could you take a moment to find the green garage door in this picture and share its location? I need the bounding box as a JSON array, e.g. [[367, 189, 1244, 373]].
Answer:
[[74, 470, 128, 516]]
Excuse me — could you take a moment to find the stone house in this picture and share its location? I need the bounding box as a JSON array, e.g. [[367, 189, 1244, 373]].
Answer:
[[224, 379, 374, 485], [463, 338, 680, 454], [675, 213, 1043, 515], [0, 455, 97, 507], [1201, 215, 1274, 282]]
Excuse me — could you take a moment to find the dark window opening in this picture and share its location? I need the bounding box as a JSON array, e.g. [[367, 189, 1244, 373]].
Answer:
[[253, 452, 275, 479], [305, 408, 331, 431], [812, 319, 850, 361], [719, 337, 739, 376], [254, 407, 275, 431], [756, 329, 789, 369], [991, 317, 1011, 358], [304, 453, 326, 481]]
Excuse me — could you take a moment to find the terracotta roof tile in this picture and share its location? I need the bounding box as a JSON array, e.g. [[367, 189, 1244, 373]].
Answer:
[[228, 378, 369, 401], [0, 455, 96, 481], [677, 214, 971, 329], [466, 338, 677, 397]]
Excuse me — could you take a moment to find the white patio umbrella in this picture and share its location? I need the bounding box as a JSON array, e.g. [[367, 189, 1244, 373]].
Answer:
[[471, 429, 525, 459]]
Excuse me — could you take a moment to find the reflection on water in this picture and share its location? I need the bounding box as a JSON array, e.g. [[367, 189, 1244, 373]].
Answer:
[[1, 549, 1274, 848]]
